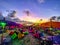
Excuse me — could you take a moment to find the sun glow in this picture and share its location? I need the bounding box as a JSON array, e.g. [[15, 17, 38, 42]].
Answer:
[[20, 15, 48, 23]]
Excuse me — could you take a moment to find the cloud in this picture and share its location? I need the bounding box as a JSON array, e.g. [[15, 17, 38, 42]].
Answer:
[[37, 0, 45, 4]]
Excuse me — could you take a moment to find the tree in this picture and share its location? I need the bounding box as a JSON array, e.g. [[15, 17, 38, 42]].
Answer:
[[0, 12, 4, 20], [49, 16, 56, 27], [23, 10, 30, 16], [50, 16, 56, 27], [50, 16, 56, 21], [50, 18, 52, 28], [57, 16, 60, 22], [8, 10, 16, 17]]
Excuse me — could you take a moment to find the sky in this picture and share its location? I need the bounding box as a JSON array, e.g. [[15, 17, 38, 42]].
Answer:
[[0, 0, 60, 22]]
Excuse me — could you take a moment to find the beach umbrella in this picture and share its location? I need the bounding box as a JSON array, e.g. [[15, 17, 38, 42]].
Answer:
[[11, 33, 17, 39], [0, 22, 6, 29], [49, 28, 53, 31], [23, 32, 29, 35], [0, 22, 6, 43], [56, 30, 60, 34]]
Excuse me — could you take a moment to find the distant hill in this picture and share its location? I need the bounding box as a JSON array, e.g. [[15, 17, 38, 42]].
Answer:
[[40, 22, 60, 28]]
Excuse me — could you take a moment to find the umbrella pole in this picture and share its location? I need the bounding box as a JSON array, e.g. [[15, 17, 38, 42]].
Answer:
[[1, 27, 4, 44]]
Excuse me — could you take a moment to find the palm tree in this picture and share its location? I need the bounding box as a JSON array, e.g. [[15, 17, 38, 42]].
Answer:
[[57, 16, 60, 22], [8, 10, 16, 17], [3, 17, 5, 21], [50, 18, 52, 28], [0, 12, 4, 20], [23, 10, 30, 16], [39, 19, 43, 27], [50, 16, 56, 28], [50, 16, 56, 21]]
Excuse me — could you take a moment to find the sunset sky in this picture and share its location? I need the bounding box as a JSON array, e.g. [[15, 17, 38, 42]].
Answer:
[[0, 0, 60, 22]]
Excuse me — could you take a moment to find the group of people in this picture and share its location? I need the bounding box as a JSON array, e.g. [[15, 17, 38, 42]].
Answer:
[[9, 26, 56, 45], [0, 25, 59, 45]]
